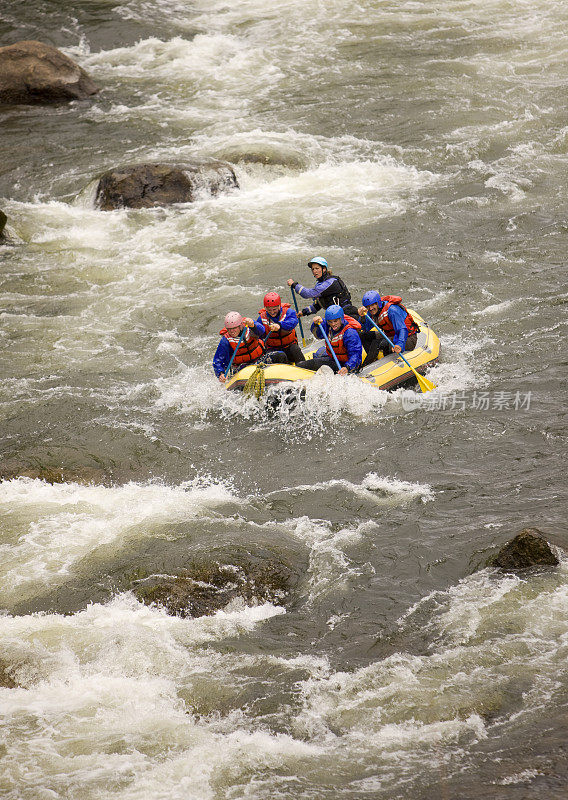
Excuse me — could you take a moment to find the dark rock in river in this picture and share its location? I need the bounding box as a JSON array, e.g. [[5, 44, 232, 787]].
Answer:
[[134, 560, 291, 618], [489, 528, 559, 572], [0, 462, 107, 485], [0, 659, 18, 689], [95, 161, 239, 210], [0, 41, 99, 105], [0, 210, 7, 240]]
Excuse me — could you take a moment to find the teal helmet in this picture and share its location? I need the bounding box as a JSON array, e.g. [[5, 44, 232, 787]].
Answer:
[[324, 304, 345, 324], [362, 290, 382, 307], [308, 256, 328, 270]]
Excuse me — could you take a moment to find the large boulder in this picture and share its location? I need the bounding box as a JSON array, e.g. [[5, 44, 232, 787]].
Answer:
[[0, 210, 7, 239], [95, 161, 239, 210], [134, 560, 291, 618], [489, 528, 559, 572], [0, 40, 99, 105]]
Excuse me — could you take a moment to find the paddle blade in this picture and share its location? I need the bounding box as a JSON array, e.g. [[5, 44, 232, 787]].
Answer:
[[416, 372, 437, 393]]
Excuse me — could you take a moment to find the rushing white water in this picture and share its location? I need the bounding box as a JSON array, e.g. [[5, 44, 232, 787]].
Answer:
[[0, 473, 432, 607], [2, 563, 568, 799], [2, 0, 568, 797]]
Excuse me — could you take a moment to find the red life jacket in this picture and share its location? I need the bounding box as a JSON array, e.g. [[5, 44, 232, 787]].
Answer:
[[375, 295, 419, 338], [220, 326, 265, 366], [259, 303, 297, 349], [325, 315, 362, 364]]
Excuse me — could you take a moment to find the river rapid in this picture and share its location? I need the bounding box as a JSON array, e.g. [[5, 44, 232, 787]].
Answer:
[[1, 1, 567, 798]]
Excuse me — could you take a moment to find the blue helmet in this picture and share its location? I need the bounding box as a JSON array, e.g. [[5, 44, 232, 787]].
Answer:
[[324, 304, 345, 324], [362, 290, 382, 307], [308, 256, 328, 270]]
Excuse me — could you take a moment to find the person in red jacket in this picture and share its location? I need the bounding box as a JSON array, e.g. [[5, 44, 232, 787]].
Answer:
[[256, 292, 303, 364]]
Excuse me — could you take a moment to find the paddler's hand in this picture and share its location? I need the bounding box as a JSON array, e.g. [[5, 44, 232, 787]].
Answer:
[[357, 306, 367, 317], [269, 323, 280, 332], [218, 374, 227, 383], [393, 345, 402, 354], [313, 315, 323, 325], [287, 279, 295, 287], [338, 367, 348, 376], [243, 317, 254, 327]]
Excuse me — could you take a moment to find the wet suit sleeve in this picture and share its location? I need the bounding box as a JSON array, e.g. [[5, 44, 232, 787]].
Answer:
[[387, 305, 409, 350], [280, 308, 299, 330], [293, 277, 336, 300], [213, 338, 232, 377], [343, 328, 363, 371], [251, 321, 265, 338]]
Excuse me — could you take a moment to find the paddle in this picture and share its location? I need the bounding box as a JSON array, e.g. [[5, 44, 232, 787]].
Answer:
[[290, 286, 307, 347], [317, 323, 342, 372], [364, 313, 436, 393], [224, 327, 247, 378]]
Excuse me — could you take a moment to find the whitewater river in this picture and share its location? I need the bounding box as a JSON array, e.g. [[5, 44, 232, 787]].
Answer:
[[1, 0, 567, 798]]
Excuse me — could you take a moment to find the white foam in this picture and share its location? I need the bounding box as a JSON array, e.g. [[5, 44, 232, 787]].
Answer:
[[474, 299, 517, 317], [3, 562, 567, 800], [0, 467, 429, 612], [293, 646, 490, 756], [154, 351, 468, 435], [214, 158, 438, 232], [3, 139, 437, 382], [83, 33, 281, 87], [0, 595, 292, 800], [154, 363, 389, 434], [80, 33, 283, 131], [424, 331, 492, 394], [485, 172, 529, 201], [410, 288, 455, 311], [294, 565, 568, 753], [499, 768, 541, 785], [360, 473, 434, 503], [0, 594, 286, 709], [0, 477, 241, 603], [275, 474, 433, 505]]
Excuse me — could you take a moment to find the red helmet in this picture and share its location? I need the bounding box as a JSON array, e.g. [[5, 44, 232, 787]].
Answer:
[[263, 292, 281, 308]]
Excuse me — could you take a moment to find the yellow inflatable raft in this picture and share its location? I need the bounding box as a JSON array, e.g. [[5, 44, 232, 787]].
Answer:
[[225, 310, 439, 394]]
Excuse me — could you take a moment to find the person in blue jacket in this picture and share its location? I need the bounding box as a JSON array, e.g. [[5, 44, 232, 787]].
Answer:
[[357, 291, 420, 368], [295, 305, 362, 375], [286, 256, 360, 320], [213, 311, 287, 383]]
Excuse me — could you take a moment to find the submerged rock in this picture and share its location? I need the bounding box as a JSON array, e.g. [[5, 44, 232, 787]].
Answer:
[[489, 528, 559, 571], [0, 462, 107, 485], [0, 660, 18, 689], [95, 161, 239, 210], [134, 560, 291, 618], [0, 40, 99, 105]]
